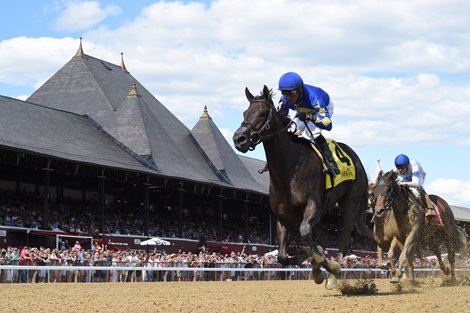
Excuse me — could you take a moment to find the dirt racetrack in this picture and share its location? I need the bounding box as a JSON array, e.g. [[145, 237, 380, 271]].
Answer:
[[1, 278, 469, 313]]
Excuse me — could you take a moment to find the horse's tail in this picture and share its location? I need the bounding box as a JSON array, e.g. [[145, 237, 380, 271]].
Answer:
[[455, 226, 469, 257], [337, 142, 374, 239]]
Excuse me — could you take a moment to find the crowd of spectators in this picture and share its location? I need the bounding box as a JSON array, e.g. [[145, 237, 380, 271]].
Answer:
[[0, 244, 286, 283], [0, 190, 271, 244], [8, 188, 466, 284], [2, 243, 468, 284], [0, 189, 376, 251]]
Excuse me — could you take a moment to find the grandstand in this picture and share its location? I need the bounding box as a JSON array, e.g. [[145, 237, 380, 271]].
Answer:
[[0, 38, 469, 256], [0, 38, 275, 254]]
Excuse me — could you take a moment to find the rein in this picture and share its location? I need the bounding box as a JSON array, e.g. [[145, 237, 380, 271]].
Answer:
[[244, 99, 292, 150]]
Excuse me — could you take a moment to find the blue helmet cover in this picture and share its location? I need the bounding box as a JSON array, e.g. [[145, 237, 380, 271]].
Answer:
[[394, 154, 410, 166], [278, 72, 304, 90]]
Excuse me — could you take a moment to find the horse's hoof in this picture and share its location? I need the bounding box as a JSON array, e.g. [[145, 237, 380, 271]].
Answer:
[[312, 268, 324, 284], [443, 267, 451, 276], [325, 273, 337, 290], [328, 260, 341, 276], [390, 275, 400, 284]]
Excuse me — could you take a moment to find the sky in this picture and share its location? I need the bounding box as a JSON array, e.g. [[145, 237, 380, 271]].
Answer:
[[1, 0, 470, 208]]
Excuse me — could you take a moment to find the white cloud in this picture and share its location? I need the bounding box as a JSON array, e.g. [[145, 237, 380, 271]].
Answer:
[[0, 37, 77, 85], [54, 1, 121, 32], [3, 1, 470, 139], [427, 178, 470, 208]]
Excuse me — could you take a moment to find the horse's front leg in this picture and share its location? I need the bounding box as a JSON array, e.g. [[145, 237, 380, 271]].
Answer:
[[276, 220, 290, 266], [299, 202, 323, 283], [299, 199, 321, 240], [377, 245, 385, 268], [301, 201, 340, 290], [392, 226, 420, 283], [388, 238, 403, 278]]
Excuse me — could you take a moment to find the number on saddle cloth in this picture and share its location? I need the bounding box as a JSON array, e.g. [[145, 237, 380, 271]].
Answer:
[[324, 139, 356, 189]]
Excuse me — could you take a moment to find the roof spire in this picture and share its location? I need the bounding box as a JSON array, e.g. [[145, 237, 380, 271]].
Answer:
[[120, 52, 129, 73], [128, 82, 138, 97], [73, 37, 85, 59], [200, 105, 211, 119]]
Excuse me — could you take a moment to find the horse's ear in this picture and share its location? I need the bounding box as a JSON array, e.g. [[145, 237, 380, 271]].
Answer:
[[262, 85, 270, 98], [374, 170, 383, 185], [245, 87, 254, 101]]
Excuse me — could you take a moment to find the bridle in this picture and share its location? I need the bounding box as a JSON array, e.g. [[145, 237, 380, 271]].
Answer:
[[371, 176, 397, 224], [242, 98, 292, 150], [372, 178, 396, 209]]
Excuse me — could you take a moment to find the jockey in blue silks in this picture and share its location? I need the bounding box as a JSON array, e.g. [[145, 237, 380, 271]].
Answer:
[[277, 72, 340, 177]]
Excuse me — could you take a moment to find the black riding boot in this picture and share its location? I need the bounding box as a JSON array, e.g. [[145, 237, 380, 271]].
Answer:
[[315, 134, 340, 177]]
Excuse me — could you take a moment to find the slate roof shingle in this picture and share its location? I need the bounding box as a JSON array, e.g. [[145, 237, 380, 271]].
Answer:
[[23, 42, 270, 193]]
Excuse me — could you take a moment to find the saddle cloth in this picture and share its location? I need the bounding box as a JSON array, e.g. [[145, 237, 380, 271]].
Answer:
[[428, 201, 444, 226], [310, 138, 356, 189]]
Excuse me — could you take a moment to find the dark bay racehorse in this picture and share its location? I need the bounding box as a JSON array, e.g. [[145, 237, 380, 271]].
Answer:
[[233, 86, 372, 289], [371, 170, 467, 283]]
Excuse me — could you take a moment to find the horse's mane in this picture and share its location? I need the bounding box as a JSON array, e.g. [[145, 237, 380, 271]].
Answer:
[[257, 88, 275, 98], [383, 170, 397, 180]]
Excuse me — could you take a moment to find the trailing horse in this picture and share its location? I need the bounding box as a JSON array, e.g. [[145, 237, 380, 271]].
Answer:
[[233, 86, 372, 289], [371, 170, 467, 283]]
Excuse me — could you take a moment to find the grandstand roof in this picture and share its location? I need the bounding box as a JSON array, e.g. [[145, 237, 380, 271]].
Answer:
[[14, 39, 269, 193], [0, 95, 154, 173], [450, 205, 470, 223], [238, 156, 269, 192], [191, 106, 267, 192]]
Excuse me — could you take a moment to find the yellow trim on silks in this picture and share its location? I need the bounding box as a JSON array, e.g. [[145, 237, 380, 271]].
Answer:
[[310, 139, 356, 189]]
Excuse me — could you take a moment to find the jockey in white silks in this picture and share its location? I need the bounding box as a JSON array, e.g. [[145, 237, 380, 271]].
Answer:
[[393, 154, 435, 217]]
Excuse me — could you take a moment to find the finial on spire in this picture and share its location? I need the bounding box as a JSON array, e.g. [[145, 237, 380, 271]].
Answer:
[[73, 37, 85, 59], [128, 82, 138, 97], [371, 159, 383, 183], [200, 105, 211, 119], [120, 52, 129, 73]]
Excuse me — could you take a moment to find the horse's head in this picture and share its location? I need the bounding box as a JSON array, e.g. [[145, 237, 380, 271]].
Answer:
[[371, 170, 398, 222], [233, 85, 282, 153]]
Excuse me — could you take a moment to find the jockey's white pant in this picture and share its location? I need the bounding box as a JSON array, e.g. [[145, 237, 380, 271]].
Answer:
[[291, 118, 321, 139], [409, 187, 433, 208]]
